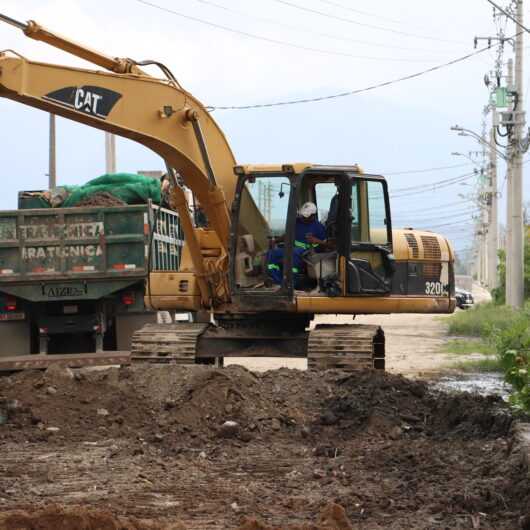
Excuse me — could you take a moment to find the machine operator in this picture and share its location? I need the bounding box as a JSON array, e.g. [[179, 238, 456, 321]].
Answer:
[[267, 202, 327, 287]]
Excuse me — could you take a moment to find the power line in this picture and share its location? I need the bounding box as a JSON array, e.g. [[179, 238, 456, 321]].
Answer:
[[315, 0, 406, 24], [397, 214, 479, 228], [390, 176, 477, 198], [271, 0, 466, 44], [393, 208, 480, 223], [390, 171, 476, 194], [191, 0, 459, 53], [383, 162, 472, 175], [392, 198, 475, 213], [134, 0, 445, 63], [209, 45, 495, 110], [412, 217, 479, 229]]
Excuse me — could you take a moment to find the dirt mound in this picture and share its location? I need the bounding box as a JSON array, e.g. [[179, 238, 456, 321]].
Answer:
[[76, 191, 126, 208], [0, 365, 517, 447], [239, 503, 352, 530], [323, 370, 513, 440], [0, 365, 528, 529], [0, 505, 183, 530]]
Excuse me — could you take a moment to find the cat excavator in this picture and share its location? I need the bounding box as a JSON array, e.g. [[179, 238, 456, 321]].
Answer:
[[0, 14, 455, 371]]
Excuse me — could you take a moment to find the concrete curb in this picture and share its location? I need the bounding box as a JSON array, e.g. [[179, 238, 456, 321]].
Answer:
[[514, 422, 530, 478]]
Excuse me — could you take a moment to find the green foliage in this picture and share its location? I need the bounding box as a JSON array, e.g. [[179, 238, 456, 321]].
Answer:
[[446, 302, 530, 412], [492, 228, 530, 304], [499, 349, 530, 411], [444, 339, 495, 355], [450, 357, 501, 373], [446, 303, 516, 337], [491, 248, 506, 305], [491, 306, 530, 411]]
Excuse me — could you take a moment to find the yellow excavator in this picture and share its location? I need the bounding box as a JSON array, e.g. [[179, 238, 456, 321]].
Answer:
[[0, 14, 455, 371]]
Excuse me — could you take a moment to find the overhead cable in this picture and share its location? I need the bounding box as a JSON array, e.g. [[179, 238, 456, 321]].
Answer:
[[412, 218, 478, 229], [270, 0, 465, 44], [390, 178, 476, 198], [315, 0, 406, 24], [392, 198, 475, 213], [393, 209, 480, 223], [209, 45, 495, 110], [192, 0, 458, 53], [384, 162, 472, 175], [390, 171, 476, 193], [134, 0, 444, 63]]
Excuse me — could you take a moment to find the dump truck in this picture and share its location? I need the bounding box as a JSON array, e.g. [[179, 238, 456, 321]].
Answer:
[[0, 198, 182, 358]]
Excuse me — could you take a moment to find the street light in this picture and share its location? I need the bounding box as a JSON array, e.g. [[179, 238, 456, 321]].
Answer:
[[450, 125, 508, 161]]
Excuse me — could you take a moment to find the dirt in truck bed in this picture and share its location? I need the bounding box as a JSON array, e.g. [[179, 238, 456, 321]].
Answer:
[[0, 364, 528, 529]]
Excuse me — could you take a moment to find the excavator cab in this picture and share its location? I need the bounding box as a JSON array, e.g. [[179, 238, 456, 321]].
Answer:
[[231, 165, 395, 310]]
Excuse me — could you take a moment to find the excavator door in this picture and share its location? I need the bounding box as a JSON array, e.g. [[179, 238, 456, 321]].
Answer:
[[344, 175, 395, 295]]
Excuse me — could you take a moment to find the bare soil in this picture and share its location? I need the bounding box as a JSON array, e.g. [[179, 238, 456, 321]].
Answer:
[[75, 191, 126, 208], [0, 363, 528, 529]]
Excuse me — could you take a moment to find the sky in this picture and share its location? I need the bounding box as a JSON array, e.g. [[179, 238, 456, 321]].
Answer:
[[0, 0, 529, 258]]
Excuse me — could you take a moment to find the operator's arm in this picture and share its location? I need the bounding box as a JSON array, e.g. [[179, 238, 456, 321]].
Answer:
[[306, 222, 327, 246]]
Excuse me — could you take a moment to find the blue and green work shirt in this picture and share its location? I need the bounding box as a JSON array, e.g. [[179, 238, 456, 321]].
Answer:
[[294, 218, 327, 250]]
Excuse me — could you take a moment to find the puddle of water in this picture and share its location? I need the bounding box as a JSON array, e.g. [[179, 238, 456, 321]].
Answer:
[[434, 372, 511, 400]]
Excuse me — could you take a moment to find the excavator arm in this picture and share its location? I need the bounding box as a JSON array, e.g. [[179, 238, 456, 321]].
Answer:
[[0, 15, 248, 306], [0, 54, 235, 242]]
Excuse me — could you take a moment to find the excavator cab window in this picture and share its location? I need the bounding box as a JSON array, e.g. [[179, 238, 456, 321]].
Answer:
[[231, 169, 395, 301], [346, 175, 395, 294], [233, 174, 293, 290], [293, 171, 394, 297]]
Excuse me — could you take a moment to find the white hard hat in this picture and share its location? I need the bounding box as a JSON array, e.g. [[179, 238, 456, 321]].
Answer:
[[299, 202, 317, 218]]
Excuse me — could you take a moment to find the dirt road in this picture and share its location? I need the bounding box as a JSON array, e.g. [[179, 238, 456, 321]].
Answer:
[[0, 363, 527, 530]]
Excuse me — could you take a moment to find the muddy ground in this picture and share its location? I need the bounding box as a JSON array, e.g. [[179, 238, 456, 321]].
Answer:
[[0, 363, 528, 530]]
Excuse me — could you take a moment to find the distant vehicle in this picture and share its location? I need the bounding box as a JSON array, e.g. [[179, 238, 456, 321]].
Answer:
[[455, 288, 474, 309]]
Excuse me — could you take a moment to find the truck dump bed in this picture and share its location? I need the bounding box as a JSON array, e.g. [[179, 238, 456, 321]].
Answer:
[[0, 203, 182, 286], [0, 205, 149, 281], [0, 202, 182, 363]]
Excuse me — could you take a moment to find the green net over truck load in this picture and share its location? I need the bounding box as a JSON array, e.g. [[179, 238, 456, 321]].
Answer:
[[18, 173, 162, 209], [63, 173, 161, 207]]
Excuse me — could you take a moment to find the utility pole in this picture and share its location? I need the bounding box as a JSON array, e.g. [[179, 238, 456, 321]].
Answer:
[[506, 58, 514, 303], [105, 133, 116, 174], [479, 117, 490, 287], [487, 123, 498, 288], [48, 113, 56, 189], [510, 0, 525, 307]]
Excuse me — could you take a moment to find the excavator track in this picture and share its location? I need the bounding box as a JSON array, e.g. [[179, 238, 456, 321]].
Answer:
[[307, 324, 385, 371], [130, 323, 209, 364], [131, 321, 385, 371], [0, 323, 385, 372]]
